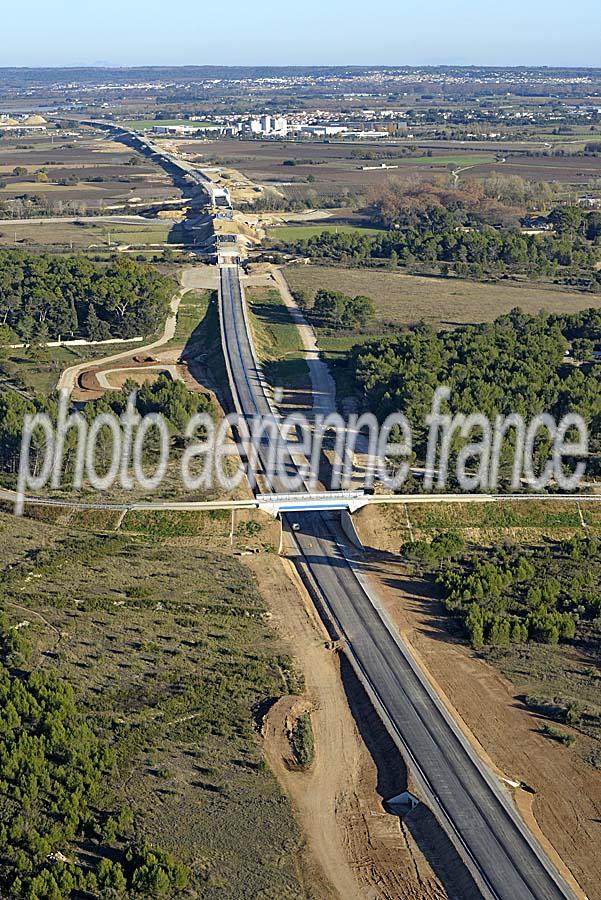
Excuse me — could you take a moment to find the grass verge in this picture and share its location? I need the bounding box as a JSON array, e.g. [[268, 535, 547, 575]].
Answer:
[[246, 286, 311, 393]]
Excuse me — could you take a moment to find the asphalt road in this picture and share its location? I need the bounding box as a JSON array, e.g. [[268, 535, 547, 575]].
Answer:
[[218, 262, 576, 900]]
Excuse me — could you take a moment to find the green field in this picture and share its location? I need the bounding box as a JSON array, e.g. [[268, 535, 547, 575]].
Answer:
[[269, 223, 385, 242], [246, 286, 311, 398], [374, 501, 589, 536], [167, 288, 213, 346], [2, 340, 145, 396], [362, 500, 601, 558], [283, 264, 601, 404], [0, 219, 173, 250], [395, 154, 493, 167], [284, 265, 601, 331], [106, 223, 172, 246]]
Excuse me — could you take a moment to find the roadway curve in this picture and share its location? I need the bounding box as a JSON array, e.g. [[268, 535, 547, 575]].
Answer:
[[57, 283, 183, 395], [218, 263, 578, 900]]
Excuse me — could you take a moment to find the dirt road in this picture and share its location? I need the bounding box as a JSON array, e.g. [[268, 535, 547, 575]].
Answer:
[[56, 263, 222, 395], [248, 553, 449, 900], [272, 268, 336, 417], [57, 292, 183, 396]]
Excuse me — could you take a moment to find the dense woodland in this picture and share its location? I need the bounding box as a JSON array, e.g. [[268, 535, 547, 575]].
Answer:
[[419, 532, 600, 670], [352, 308, 601, 471], [0, 376, 214, 480], [0, 252, 174, 342]]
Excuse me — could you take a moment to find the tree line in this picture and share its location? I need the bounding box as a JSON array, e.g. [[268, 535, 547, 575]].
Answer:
[[413, 533, 601, 653], [300, 288, 375, 330], [0, 251, 175, 342], [351, 307, 601, 471], [0, 375, 215, 481], [292, 211, 601, 289]]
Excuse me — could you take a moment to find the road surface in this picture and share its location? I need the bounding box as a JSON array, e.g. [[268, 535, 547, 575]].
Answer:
[[218, 263, 577, 900]]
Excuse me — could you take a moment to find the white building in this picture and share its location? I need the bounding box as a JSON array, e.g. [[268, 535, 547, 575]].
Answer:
[[299, 125, 348, 136], [247, 115, 287, 137], [151, 124, 220, 135], [272, 116, 288, 136]]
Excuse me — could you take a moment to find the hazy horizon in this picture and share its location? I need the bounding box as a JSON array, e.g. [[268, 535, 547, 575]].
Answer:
[[3, 0, 599, 69], [1, 63, 601, 71]]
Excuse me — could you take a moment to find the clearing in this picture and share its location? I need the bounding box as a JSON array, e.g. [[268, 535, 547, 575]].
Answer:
[[269, 223, 385, 242], [284, 265, 601, 332]]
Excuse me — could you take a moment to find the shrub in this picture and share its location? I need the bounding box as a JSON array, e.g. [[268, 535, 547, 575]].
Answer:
[[290, 713, 315, 769]]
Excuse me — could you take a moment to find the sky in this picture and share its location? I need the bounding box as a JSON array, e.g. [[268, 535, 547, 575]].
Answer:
[[2, 0, 600, 68]]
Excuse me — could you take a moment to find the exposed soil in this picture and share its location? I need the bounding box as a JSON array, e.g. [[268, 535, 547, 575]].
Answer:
[[246, 551, 471, 900], [353, 508, 600, 900], [74, 345, 209, 401]]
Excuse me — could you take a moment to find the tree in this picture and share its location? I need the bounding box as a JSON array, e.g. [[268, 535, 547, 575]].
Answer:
[[127, 845, 189, 897], [348, 295, 375, 328], [586, 211, 601, 241], [0, 249, 174, 341], [572, 338, 594, 361], [431, 531, 466, 559], [96, 859, 127, 897], [0, 323, 13, 361], [85, 304, 111, 341], [548, 205, 584, 239], [515, 558, 535, 583], [313, 289, 344, 325]]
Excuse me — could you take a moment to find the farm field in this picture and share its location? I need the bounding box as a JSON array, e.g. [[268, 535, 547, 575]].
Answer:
[[472, 153, 601, 183], [357, 500, 601, 548], [282, 265, 601, 402], [284, 264, 601, 330], [181, 137, 601, 204], [116, 118, 215, 131], [0, 132, 181, 212], [0, 218, 173, 249], [179, 138, 503, 202], [0, 509, 310, 898], [389, 153, 492, 166]]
